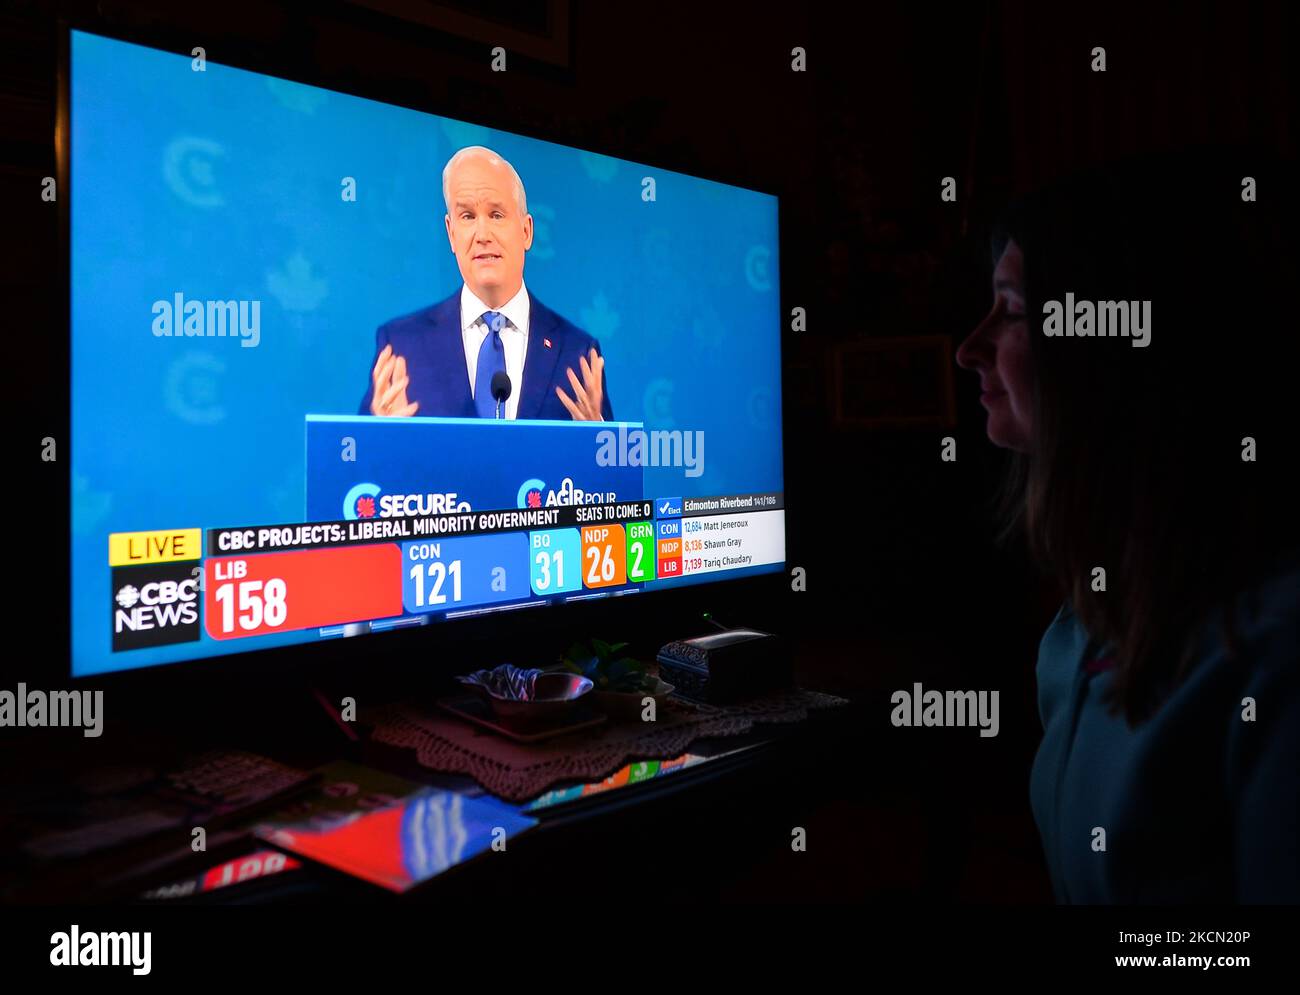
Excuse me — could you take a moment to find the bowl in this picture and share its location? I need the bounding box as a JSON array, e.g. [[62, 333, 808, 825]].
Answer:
[[456, 665, 594, 723]]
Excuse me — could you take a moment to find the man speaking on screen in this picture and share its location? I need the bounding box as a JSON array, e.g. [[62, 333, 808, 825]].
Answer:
[[359, 146, 613, 422]]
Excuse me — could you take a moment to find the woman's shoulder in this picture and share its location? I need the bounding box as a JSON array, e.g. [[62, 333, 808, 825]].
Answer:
[[1034, 598, 1095, 714], [1038, 597, 1108, 663]]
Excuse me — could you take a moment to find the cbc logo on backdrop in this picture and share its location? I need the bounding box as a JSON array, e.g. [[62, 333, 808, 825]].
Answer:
[[111, 563, 201, 651]]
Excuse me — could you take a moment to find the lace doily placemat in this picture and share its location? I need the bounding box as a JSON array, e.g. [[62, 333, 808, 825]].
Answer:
[[365, 688, 849, 803]]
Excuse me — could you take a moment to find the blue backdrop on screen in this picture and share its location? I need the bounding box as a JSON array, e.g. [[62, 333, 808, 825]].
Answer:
[[69, 30, 783, 676]]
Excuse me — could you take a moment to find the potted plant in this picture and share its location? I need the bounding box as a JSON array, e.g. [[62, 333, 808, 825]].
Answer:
[[555, 638, 674, 720]]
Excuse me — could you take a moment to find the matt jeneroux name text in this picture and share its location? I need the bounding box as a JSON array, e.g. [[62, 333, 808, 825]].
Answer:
[[1043, 294, 1151, 348], [0, 684, 103, 737], [50, 927, 151, 975], [890, 683, 999, 738]]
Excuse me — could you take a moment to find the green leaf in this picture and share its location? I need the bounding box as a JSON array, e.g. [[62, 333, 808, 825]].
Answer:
[[606, 658, 639, 684]]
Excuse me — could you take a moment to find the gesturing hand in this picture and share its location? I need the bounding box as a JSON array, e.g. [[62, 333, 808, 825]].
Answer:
[[555, 348, 606, 421], [369, 343, 419, 417]]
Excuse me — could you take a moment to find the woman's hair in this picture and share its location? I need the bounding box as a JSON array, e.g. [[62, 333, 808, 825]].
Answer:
[[991, 148, 1299, 725]]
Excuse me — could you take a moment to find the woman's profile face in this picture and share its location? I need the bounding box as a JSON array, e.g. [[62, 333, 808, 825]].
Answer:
[[956, 238, 1034, 452]]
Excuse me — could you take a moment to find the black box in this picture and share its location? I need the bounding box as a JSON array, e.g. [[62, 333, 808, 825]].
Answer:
[[656, 628, 791, 704]]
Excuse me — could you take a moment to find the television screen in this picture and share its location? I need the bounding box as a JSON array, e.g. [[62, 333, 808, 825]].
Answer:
[[69, 28, 784, 678]]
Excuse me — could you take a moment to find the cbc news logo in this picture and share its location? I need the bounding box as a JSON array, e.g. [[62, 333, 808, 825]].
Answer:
[[111, 563, 201, 651]]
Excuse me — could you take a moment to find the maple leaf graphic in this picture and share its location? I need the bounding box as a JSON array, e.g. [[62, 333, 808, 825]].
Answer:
[[526, 490, 542, 509], [356, 496, 376, 518]]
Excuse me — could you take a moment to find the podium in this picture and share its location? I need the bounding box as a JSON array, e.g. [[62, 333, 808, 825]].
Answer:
[[302, 416, 650, 616], [305, 415, 645, 522]]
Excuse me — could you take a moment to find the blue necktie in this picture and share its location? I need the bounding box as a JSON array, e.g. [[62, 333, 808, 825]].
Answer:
[[474, 310, 508, 418]]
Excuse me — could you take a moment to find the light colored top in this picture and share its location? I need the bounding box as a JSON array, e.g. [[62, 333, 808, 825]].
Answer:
[[1029, 553, 1300, 903]]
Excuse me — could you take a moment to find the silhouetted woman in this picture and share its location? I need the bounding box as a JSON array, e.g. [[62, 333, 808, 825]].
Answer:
[[956, 151, 1299, 903]]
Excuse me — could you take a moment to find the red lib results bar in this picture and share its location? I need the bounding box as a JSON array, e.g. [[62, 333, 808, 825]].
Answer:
[[204, 545, 403, 639]]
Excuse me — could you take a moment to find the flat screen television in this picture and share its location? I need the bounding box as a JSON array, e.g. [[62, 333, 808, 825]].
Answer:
[[67, 28, 784, 679]]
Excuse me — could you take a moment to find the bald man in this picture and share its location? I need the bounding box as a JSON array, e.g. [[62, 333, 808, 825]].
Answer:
[[359, 146, 613, 421]]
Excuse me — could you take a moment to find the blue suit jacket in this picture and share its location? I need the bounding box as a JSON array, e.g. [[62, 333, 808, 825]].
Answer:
[[358, 289, 613, 420]]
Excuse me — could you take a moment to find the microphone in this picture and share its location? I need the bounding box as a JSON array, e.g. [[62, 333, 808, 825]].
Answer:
[[491, 370, 512, 420]]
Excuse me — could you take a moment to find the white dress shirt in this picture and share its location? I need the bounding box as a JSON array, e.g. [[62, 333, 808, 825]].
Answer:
[[460, 282, 529, 420]]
